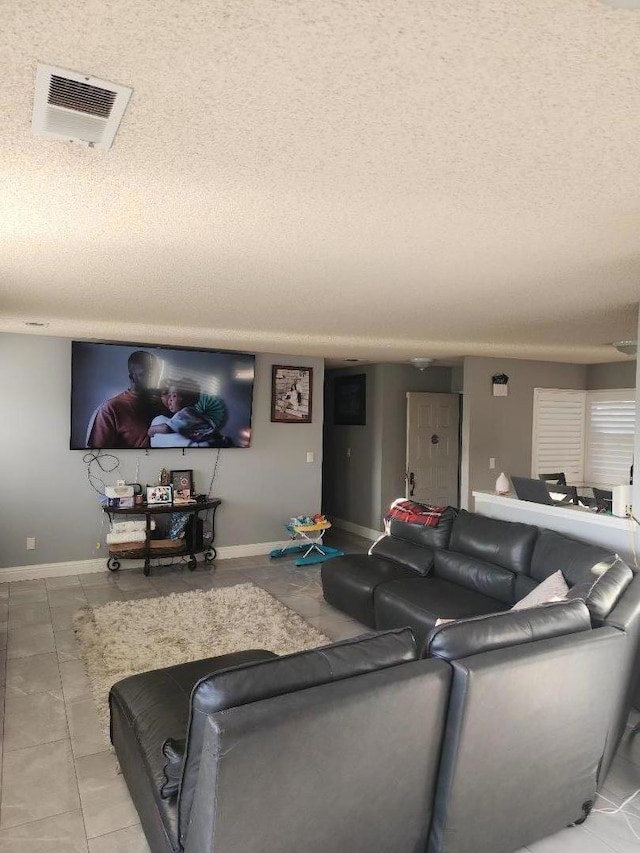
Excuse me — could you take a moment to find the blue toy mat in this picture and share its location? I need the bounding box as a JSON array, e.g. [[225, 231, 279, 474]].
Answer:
[[294, 546, 344, 567], [270, 544, 344, 567]]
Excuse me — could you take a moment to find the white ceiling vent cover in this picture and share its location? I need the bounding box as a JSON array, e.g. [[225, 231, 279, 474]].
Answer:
[[32, 64, 132, 151]]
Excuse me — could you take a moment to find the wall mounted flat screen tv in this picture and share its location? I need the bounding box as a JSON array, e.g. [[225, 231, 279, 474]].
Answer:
[[71, 341, 255, 450]]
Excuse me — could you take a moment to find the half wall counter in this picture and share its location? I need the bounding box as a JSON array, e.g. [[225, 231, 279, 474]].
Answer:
[[473, 490, 637, 566]]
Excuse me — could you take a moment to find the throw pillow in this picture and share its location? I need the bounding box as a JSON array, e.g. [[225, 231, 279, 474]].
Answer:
[[511, 570, 569, 611], [160, 737, 186, 799], [385, 499, 448, 528]]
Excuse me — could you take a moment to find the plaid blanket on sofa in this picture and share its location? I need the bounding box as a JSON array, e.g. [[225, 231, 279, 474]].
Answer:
[[385, 499, 448, 527]]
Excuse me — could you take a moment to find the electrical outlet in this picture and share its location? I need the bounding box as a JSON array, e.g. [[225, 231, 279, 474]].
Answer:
[[26, 537, 36, 550], [306, 451, 315, 463], [489, 457, 496, 469], [346, 447, 351, 458], [95, 541, 102, 550]]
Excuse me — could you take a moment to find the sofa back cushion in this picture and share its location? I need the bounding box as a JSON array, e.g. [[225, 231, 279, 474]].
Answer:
[[530, 529, 615, 585], [369, 506, 457, 576], [385, 505, 457, 550], [427, 625, 624, 853], [448, 510, 538, 574], [424, 599, 591, 661], [185, 658, 452, 853], [566, 557, 634, 624], [598, 568, 640, 778], [433, 549, 516, 604], [369, 536, 435, 575], [178, 628, 417, 844]]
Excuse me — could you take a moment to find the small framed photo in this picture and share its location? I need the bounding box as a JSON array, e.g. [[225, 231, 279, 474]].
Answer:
[[146, 485, 173, 505], [170, 469, 194, 496], [271, 365, 313, 423], [334, 374, 366, 425]]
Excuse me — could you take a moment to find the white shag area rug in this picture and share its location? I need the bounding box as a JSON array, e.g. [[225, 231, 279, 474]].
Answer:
[[73, 582, 330, 739]]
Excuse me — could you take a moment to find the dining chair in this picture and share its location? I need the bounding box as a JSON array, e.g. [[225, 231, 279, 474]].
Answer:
[[538, 472, 567, 487], [547, 484, 579, 504], [593, 488, 613, 512]]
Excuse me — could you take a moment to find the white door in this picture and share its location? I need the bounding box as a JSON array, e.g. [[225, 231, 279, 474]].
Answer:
[[406, 392, 460, 507]]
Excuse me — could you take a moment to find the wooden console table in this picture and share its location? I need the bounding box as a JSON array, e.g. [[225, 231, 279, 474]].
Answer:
[[103, 499, 221, 576]]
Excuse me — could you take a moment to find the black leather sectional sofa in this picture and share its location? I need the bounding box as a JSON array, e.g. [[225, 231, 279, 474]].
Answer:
[[322, 508, 631, 643], [322, 508, 640, 764], [109, 508, 640, 853]]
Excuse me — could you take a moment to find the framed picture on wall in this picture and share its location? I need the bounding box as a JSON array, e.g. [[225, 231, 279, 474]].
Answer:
[[271, 365, 313, 423], [334, 374, 366, 425]]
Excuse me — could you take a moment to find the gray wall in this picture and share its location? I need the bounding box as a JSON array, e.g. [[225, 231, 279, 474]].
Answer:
[[586, 360, 637, 390], [0, 334, 324, 570], [450, 364, 464, 394], [460, 357, 587, 508], [323, 364, 453, 531]]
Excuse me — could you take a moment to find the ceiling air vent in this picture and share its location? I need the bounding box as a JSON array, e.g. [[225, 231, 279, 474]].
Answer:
[[32, 64, 133, 151]]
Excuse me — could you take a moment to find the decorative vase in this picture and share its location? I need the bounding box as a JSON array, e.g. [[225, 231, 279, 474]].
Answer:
[[496, 473, 510, 495]]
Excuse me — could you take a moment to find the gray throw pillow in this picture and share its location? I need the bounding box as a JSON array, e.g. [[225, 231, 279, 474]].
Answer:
[[511, 570, 569, 611]]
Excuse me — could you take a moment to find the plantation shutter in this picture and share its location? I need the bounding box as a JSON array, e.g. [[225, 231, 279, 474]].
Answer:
[[585, 390, 636, 486], [531, 389, 586, 483]]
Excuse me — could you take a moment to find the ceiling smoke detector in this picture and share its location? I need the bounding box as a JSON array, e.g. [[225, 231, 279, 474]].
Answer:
[[410, 357, 435, 371], [32, 64, 132, 151], [612, 341, 637, 356]]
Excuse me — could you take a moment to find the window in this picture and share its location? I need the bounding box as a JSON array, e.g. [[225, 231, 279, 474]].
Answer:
[[532, 389, 586, 483], [585, 390, 636, 486], [532, 388, 636, 486]]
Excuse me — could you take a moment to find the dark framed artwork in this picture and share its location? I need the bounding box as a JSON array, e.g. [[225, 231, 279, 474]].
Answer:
[[271, 366, 313, 423], [334, 374, 366, 425], [170, 469, 194, 496]]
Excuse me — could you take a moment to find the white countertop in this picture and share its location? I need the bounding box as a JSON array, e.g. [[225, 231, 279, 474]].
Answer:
[[472, 491, 630, 529], [472, 490, 637, 564]]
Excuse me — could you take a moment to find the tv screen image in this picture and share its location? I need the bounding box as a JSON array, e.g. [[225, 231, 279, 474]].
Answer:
[[71, 341, 255, 450]]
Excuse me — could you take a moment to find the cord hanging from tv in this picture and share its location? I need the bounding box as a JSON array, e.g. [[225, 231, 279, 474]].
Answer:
[[70, 341, 255, 450]]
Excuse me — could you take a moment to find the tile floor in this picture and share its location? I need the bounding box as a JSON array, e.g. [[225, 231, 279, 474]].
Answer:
[[0, 530, 638, 852]]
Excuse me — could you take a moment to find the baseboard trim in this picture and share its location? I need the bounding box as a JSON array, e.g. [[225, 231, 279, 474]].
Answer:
[[331, 517, 382, 541], [0, 559, 106, 583], [0, 541, 288, 583]]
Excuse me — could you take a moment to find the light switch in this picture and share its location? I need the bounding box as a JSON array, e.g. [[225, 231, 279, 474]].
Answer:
[[306, 451, 315, 463], [489, 457, 496, 469]]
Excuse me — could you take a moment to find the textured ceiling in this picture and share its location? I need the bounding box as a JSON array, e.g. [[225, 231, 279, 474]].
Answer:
[[1, 0, 640, 363]]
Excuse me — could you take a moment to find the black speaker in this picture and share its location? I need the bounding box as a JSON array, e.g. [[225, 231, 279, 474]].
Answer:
[[185, 517, 204, 552]]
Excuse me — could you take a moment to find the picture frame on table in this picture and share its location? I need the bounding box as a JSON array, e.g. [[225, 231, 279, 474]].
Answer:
[[170, 469, 194, 496], [271, 365, 313, 424], [333, 373, 366, 425], [146, 485, 173, 505]]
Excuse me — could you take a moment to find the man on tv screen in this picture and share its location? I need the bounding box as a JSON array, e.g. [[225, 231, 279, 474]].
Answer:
[[87, 350, 163, 448]]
